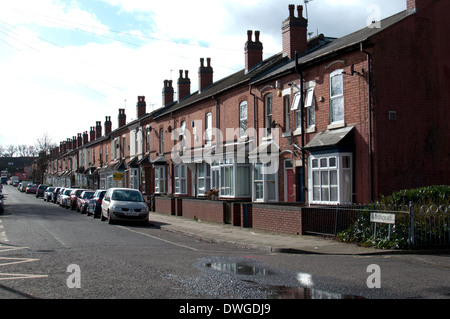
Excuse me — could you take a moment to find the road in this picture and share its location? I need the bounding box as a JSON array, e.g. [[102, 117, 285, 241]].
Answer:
[[0, 185, 449, 304]]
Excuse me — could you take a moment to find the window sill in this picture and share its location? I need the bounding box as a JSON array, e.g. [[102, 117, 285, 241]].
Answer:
[[327, 122, 345, 130], [305, 126, 316, 134], [293, 128, 302, 136]]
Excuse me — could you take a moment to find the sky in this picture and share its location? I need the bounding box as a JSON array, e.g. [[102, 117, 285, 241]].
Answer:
[[0, 0, 406, 148]]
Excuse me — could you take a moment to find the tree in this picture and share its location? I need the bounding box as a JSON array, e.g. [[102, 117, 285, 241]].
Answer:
[[33, 133, 57, 184]]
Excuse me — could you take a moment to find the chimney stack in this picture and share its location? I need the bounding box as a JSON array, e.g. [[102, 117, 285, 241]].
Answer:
[[162, 80, 174, 106], [77, 133, 82, 148], [198, 58, 213, 92], [282, 4, 308, 60], [90, 127, 96, 142], [83, 131, 89, 145], [95, 121, 102, 139], [136, 96, 146, 118], [177, 70, 191, 101], [104, 116, 112, 135], [245, 30, 263, 73], [118, 109, 126, 128], [407, 0, 433, 14]]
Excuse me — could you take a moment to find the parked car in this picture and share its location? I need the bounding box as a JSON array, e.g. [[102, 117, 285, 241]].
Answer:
[[19, 181, 30, 192], [88, 189, 106, 218], [52, 187, 61, 203], [0, 193, 4, 214], [69, 189, 88, 210], [12, 180, 19, 187], [56, 187, 66, 205], [43, 187, 55, 201], [25, 184, 37, 194], [60, 188, 73, 208], [36, 184, 49, 198], [101, 188, 149, 225], [77, 190, 95, 213]]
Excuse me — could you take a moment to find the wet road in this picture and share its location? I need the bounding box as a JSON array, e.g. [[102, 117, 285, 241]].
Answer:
[[0, 185, 449, 303]]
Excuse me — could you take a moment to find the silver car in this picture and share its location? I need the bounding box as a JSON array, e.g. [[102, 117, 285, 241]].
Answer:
[[101, 188, 149, 225]]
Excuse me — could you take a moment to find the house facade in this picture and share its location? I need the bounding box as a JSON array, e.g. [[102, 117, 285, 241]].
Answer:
[[46, 0, 449, 212]]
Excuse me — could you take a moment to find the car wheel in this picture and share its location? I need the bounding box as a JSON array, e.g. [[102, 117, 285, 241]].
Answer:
[[107, 210, 114, 224]]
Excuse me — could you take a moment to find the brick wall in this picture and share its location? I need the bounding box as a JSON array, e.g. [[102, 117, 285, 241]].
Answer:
[[251, 203, 303, 235], [154, 196, 175, 215], [181, 198, 224, 223]]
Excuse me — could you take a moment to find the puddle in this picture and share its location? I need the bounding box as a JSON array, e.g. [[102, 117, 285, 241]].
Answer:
[[268, 286, 366, 299], [206, 261, 275, 276]]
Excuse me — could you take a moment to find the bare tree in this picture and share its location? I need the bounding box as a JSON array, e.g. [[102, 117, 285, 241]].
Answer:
[[5, 145, 17, 157], [33, 133, 57, 184]]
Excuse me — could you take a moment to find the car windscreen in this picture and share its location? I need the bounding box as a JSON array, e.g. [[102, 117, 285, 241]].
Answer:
[[111, 190, 144, 202]]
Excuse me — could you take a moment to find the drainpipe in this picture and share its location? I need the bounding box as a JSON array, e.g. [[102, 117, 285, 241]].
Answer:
[[294, 51, 306, 203], [360, 42, 373, 202]]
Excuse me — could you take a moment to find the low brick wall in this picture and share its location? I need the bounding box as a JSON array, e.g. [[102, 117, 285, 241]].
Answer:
[[251, 203, 303, 235], [153, 196, 305, 236], [154, 196, 175, 215], [181, 198, 224, 223]]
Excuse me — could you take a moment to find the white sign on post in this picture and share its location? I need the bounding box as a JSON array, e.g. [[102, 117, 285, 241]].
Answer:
[[370, 213, 395, 224]]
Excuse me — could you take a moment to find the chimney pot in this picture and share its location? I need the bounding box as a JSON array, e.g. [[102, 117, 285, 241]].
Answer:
[[282, 4, 308, 59], [162, 79, 174, 106], [199, 57, 214, 92], [177, 70, 191, 101], [245, 30, 263, 72]]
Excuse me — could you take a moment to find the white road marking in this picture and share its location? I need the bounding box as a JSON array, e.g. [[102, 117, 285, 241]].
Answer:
[[118, 226, 199, 251]]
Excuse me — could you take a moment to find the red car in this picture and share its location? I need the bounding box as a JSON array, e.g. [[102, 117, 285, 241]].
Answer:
[[69, 189, 88, 210], [26, 184, 37, 194], [76, 190, 95, 213]]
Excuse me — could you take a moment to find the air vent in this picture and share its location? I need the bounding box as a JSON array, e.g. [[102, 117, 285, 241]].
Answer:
[[388, 111, 397, 121]]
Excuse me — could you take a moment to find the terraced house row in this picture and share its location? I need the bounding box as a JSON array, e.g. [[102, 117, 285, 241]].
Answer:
[[45, 0, 449, 231]]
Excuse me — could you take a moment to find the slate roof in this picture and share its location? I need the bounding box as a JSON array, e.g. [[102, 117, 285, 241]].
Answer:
[[252, 10, 410, 84], [149, 9, 410, 120]]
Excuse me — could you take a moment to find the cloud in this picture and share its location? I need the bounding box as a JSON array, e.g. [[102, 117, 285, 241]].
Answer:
[[0, 0, 406, 147]]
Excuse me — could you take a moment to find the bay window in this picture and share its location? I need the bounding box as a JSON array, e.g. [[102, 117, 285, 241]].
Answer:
[[197, 162, 211, 196], [174, 164, 187, 194], [309, 153, 352, 204], [155, 166, 165, 193]]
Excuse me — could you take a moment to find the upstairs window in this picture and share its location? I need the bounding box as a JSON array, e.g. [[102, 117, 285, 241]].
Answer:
[[265, 94, 273, 136], [239, 101, 248, 137], [330, 70, 344, 124], [205, 113, 212, 145]]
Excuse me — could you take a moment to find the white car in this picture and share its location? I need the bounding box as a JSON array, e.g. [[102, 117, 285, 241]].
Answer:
[[59, 188, 73, 208], [101, 188, 149, 225]]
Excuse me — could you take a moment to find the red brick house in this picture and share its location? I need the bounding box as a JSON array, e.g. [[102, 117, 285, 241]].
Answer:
[[47, 0, 449, 213]]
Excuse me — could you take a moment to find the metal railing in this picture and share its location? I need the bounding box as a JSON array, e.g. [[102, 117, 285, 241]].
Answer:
[[302, 203, 450, 249]]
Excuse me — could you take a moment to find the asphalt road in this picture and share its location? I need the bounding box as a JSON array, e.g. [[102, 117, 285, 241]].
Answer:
[[0, 185, 449, 305]]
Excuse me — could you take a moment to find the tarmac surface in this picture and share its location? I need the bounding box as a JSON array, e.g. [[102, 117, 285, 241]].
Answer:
[[148, 212, 391, 255]]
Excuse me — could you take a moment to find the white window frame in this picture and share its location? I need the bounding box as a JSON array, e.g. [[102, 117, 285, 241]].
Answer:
[[308, 152, 352, 204], [330, 69, 344, 124], [154, 166, 165, 194], [305, 87, 315, 128], [174, 164, 187, 194], [284, 95, 291, 133], [252, 162, 279, 202], [239, 101, 248, 137], [265, 94, 273, 137], [197, 162, 211, 196], [159, 128, 164, 154], [205, 113, 212, 146]]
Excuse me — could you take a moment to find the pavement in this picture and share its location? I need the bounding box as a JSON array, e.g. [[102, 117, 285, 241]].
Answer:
[[148, 212, 394, 255]]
